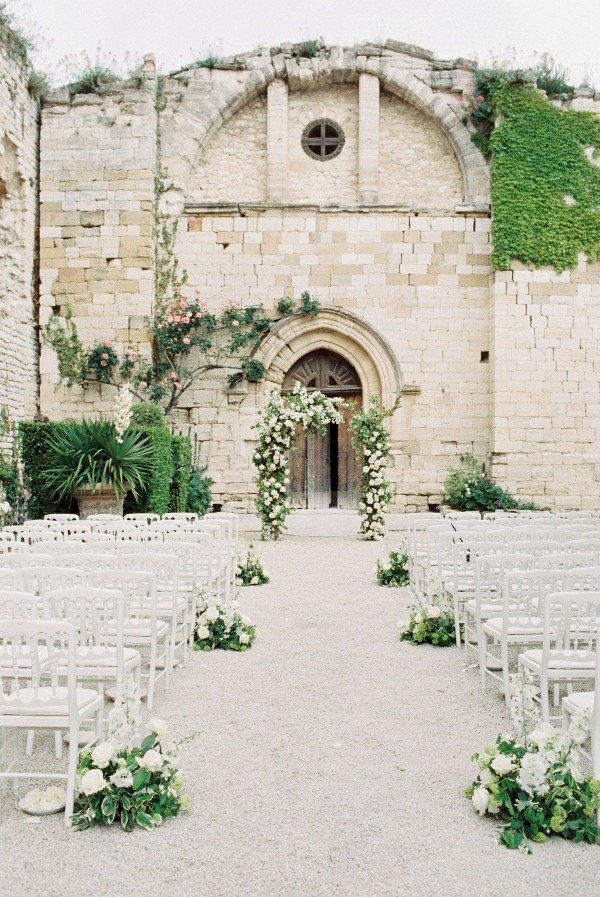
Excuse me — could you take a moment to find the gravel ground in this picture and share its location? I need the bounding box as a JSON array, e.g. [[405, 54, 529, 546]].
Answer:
[[2, 535, 599, 897]]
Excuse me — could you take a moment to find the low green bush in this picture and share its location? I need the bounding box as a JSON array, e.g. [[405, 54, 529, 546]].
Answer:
[[170, 435, 192, 513], [186, 469, 213, 515], [443, 454, 536, 512]]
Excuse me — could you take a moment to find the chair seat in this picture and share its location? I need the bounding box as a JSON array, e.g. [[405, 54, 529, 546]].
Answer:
[[521, 648, 596, 670], [106, 620, 169, 640], [0, 686, 100, 716], [465, 599, 503, 616], [483, 616, 543, 638], [0, 645, 49, 669], [56, 646, 140, 670], [562, 691, 594, 715], [156, 596, 188, 614]]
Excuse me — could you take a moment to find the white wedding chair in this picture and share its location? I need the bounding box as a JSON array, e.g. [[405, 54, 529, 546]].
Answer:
[[86, 569, 168, 710], [20, 566, 86, 595], [519, 590, 600, 722], [162, 512, 198, 522], [0, 619, 103, 822], [5, 552, 55, 569], [120, 528, 163, 543], [68, 532, 116, 544], [60, 553, 119, 571], [44, 514, 79, 523], [0, 569, 22, 590], [85, 514, 124, 522], [124, 513, 160, 524]]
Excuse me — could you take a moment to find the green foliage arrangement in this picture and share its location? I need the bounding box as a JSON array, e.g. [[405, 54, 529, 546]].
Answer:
[[466, 671, 600, 852], [194, 593, 256, 651], [376, 546, 409, 587], [42, 420, 154, 502], [349, 395, 400, 540], [236, 542, 270, 586], [71, 678, 190, 831], [398, 576, 457, 647], [186, 469, 213, 516], [443, 454, 536, 512]]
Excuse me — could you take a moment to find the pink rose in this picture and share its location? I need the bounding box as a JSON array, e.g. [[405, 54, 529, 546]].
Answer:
[[132, 354, 138, 361], [183, 337, 190, 345], [100, 360, 107, 367], [139, 381, 147, 388], [195, 312, 202, 319], [208, 346, 216, 354], [174, 315, 181, 323], [102, 353, 108, 359], [232, 320, 239, 327]]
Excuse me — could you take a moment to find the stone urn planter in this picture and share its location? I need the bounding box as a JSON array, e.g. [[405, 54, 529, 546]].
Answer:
[[75, 487, 124, 519]]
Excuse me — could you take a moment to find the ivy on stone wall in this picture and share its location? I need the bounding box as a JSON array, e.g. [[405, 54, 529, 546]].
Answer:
[[468, 71, 600, 271], [491, 84, 600, 271]]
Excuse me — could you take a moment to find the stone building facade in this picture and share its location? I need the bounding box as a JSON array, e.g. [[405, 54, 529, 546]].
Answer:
[[2, 39, 600, 511]]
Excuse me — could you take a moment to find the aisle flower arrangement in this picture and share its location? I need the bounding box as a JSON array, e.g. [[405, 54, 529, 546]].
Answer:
[[194, 591, 256, 651], [466, 669, 600, 851], [252, 384, 344, 540], [349, 395, 400, 540], [398, 574, 457, 646], [71, 677, 190, 831], [376, 544, 410, 587], [236, 541, 270, 586]]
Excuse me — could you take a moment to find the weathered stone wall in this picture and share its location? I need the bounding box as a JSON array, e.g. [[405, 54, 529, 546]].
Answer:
[[0, 44, 39, 451], [287, 85, 359, 204], [173, 211, 492, 511], [378, 91, 463, 207], [191, 95, 267, 202], [490, 258, 600, 510], [38, 79, 158, 419]]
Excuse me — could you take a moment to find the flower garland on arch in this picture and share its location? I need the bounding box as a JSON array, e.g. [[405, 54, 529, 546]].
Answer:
[[252, 384, 344, 540], [349, 395, 401, 540]]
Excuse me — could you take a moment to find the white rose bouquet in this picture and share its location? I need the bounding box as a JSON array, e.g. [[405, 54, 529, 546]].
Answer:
[[466, 669, 600, 851], [236, 540, 270, 586], [398, 575, 456, 647], [71, 678, 191, 831], [194, 590, 256, 652]]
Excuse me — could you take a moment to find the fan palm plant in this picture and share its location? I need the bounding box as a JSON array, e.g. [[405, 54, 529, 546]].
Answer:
[[43, 419, 154, 501]]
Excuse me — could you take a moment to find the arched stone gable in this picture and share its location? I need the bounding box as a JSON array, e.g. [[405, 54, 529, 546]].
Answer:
[[160, 49, 489, 208]]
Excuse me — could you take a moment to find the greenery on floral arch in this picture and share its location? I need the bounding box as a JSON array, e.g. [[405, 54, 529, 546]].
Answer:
[[252, 386, 344, 540]]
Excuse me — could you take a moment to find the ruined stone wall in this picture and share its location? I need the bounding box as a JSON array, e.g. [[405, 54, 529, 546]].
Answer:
[[0, 43, 39, 451], [173, 211, 492, 511], [378, 91, 463, 207], [38, 80, 158, 419], [490, 258, 600, 511]]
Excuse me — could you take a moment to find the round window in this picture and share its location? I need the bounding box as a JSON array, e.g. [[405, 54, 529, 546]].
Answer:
[[301, 118, 345, 161]]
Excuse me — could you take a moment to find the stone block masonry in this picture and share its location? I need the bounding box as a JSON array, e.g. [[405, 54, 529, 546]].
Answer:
[[38, 78, 158, 420], [0, 44, 39, 453]]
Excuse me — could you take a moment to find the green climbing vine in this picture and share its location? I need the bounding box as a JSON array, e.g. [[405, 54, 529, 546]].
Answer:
[[465, 66, 600, 271]]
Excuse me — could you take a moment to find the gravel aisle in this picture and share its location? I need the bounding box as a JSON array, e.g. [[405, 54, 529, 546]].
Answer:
[[2, 536, 598, 897]]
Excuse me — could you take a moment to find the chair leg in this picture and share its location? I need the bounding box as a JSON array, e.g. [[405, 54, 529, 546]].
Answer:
[[65, 721, 79, 824], [147, 641, 157, 711], [453, 597, 461, 647], [502, 640, 511, 708], [541, 673, 550, 723], [479, 623, 486, 688], [25, 729, 34, 756], [55, 730, 63, 760]]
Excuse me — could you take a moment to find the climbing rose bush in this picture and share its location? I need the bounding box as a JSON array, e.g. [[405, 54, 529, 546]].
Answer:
[[252, 384, 344, 540]]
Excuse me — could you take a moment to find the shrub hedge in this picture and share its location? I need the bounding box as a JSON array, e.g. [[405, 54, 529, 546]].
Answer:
[[19, 420, 202, 518]]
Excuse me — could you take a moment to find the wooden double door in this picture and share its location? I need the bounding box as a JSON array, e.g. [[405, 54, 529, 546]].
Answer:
[[283, 350, 362, 509]]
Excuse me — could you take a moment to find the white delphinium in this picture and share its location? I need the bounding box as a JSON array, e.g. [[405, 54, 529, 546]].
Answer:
[[106, 674, 142, 752], [113, 385, 133, 443], [510, 668, 541, 744]]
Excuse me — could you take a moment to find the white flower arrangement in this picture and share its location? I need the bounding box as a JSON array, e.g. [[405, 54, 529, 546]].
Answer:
[[194, 590, 256, 651], [398, 573, 457, 646], [113, 385, 133, 443], [252, 384, 343, 540], [70, 675, 191, 831], [236, 540, 270, 586], [466, 668, 600, 851], [349, 395, 400, 540]]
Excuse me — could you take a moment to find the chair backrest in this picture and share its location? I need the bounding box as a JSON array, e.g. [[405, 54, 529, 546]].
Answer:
[[538, 552, 600, 569], [92, 522, 136, 536], [48, 522, 93, 539], [44, 586, 124, 674], [4, 552, 54, 569], [543, 591, 600, 654], [567, 566, 600, 592], [85, 514, 124, 522], [0, 620, 78, 709], [0, 589, 40, 618], [502, 569, 571, 620], [44, 514, 79, 522], [124, 513, 160, 524], [68, 532, 116, 544], [444, 510, 481, 520], [0, 568, 21, 590], [475, 554, 536, 603], [60, 553, 118, 570], [564, 538, 600, 551], [148, 541, 198, 582], [119, 528, 163, 542], [147, 521, 182, 533], [21, 520, 49, 529], [86, 569, 157, 623], [162, 512, 198, 522], [116, 553, 178, 592], [21, 530, 60, 546], [20, 566, 86, 595]]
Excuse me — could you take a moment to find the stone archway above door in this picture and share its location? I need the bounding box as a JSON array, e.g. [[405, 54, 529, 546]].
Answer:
[[253, 307, 402, 410]]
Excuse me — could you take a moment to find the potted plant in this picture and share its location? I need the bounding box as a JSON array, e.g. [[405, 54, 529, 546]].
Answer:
[[43, 420, 154, 518]]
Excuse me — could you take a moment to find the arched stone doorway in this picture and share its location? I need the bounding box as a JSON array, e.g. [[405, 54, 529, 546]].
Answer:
[[282, 349, 362, 509]]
